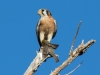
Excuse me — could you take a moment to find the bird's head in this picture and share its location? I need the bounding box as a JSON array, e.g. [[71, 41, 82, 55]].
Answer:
[[37, 9, 52, 17]]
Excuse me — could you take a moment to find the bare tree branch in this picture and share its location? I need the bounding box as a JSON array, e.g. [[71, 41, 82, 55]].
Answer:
[[24, 42, 59, 75], [50, 39, 96, 75], [24, 47, 50, 75]]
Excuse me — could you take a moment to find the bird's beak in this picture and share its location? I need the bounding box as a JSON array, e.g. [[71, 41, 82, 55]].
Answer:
[[37, 10, 42, 15]]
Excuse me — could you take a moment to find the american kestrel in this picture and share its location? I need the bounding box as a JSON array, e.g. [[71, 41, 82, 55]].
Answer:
[[36, 9, 57, 46]]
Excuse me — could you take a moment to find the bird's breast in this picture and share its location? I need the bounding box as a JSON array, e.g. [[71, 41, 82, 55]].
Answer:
[[39, 20, 55, 33]]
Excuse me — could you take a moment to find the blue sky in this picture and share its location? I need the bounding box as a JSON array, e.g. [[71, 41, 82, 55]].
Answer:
[[0, 0, 100, 75]]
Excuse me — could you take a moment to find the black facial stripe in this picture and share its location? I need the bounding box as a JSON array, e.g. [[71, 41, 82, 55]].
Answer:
[[42, 12, 44, 15], [46, 10, 52, 16], [46, 10, 49, 15], [42, 9, 44, 15]]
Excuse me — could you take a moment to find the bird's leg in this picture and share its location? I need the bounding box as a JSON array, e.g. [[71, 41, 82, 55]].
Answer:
[[47, 33, 53, 42], [40, 32, 44, 43]]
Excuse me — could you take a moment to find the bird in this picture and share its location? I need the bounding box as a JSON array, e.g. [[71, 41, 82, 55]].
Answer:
[[42, 40, 59, 62], [42, 40, 59, 49], [36, 8, 57, 47]]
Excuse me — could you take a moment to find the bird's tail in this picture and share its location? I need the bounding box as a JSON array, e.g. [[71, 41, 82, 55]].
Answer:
[[50, 44, 59, 49], [53, 54, 59, 62]]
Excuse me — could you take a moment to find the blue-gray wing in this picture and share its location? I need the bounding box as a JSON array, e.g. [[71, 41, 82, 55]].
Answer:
[[52, 20, 57, 39], [36, 21, 41, 46]]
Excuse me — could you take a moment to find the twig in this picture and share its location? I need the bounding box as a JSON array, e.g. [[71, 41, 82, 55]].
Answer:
[[71, 21, 82, 51], [69, 21, 82, 56], [66, 61, 83, 75]]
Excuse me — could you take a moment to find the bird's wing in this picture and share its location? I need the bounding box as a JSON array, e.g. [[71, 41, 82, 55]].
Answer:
[[52, 20, 57, 39], [36, 21, 41, 46], [48, 47, 59, 62]]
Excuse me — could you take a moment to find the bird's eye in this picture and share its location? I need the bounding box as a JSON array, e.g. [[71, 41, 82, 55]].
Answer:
[[41, 9, 44, 12]]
